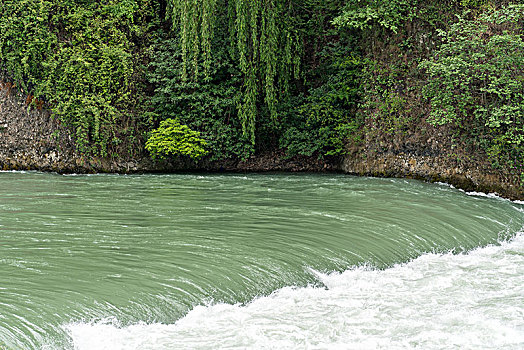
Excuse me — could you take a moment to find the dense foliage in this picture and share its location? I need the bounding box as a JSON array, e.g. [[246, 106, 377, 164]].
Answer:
[[421, 5, 524, 169], [150, 0, 357, 160], [167, 0, 302, 144], [148, 33, 253, 161], [0, 0, 522, 183], [0, 0, 155, 155]]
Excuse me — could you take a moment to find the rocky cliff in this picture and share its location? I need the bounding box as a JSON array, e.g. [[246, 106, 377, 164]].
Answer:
[[0, 81, 77, 172]]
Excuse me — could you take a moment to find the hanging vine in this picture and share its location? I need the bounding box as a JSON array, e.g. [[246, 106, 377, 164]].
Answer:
[[168, 0, 302, 144]]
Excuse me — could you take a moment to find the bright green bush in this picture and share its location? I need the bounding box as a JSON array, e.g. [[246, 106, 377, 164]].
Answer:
[[145, 119, 208, 160]]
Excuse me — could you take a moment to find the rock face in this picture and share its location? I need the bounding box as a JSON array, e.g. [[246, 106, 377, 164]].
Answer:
[[341, 120, 524, 200], [342, 150, 523, 201], [0, 83, 78, 172], [0, 82, 522, 200]]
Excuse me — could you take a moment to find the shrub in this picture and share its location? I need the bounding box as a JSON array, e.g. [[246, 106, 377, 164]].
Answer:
[[145, 119, 208, 160]]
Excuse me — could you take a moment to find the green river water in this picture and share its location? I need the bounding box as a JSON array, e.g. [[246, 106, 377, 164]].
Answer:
[[0, 172, 523, 349]]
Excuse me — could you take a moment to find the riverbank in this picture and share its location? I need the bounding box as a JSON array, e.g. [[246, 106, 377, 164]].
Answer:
[[1, 86, 522, 200]]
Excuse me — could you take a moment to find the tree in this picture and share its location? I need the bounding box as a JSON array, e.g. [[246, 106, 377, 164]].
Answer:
[[167, 0, 301, 144]]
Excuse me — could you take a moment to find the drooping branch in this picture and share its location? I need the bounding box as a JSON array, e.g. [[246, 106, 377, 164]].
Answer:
[[168, 0, 302, 144]]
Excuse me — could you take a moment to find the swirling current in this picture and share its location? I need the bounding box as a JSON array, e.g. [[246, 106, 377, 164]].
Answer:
[[0, 172, 522, 349]]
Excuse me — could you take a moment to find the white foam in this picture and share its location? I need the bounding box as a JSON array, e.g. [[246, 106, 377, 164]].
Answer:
[[464, 191, 501, 199], [67, 233, 524, 350], [434, 181, 524, 205], [462, 189, 524, 205], [435, 181, 456, 189]]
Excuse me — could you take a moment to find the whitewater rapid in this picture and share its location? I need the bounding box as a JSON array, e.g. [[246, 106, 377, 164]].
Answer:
[[67, 232, 524, 350]]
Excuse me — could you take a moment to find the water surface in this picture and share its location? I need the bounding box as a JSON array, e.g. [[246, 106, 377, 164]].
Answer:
[[0, 172, 522, 349]]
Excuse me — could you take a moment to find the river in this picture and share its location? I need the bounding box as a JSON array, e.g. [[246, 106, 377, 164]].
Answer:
[[0, 172, 522, 349]]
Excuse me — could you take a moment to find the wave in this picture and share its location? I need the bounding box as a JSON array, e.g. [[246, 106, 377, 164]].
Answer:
[[66, 233, 524, 350]]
